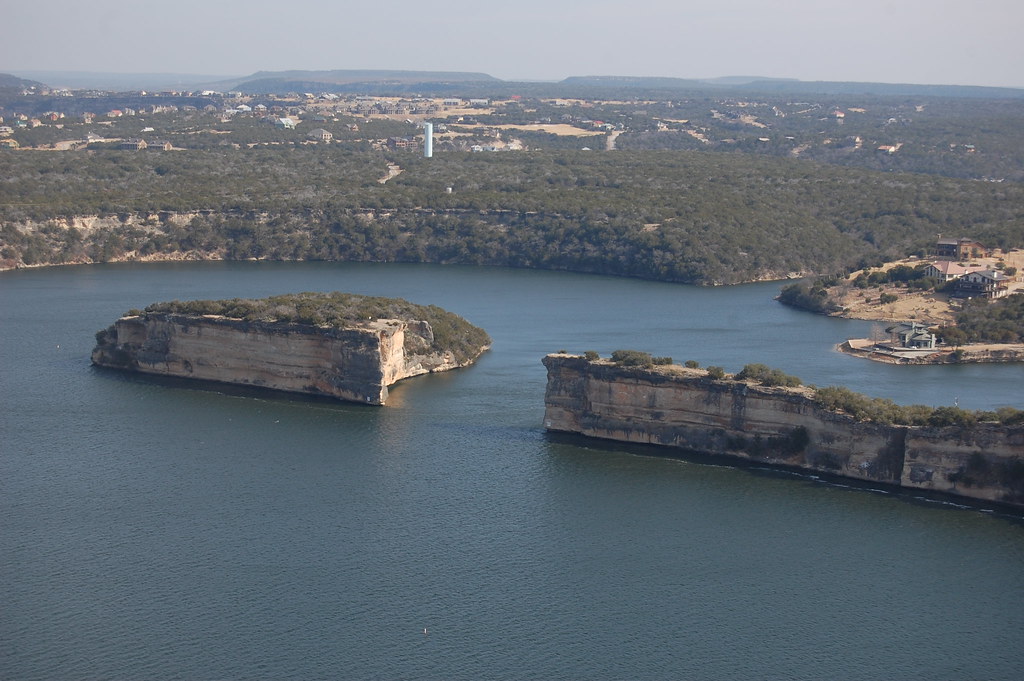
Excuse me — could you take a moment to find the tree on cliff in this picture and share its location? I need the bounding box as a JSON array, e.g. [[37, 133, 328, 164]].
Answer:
[[735, 363, 802, 387]]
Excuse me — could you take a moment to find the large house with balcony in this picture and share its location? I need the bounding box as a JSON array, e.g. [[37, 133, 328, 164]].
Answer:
[[956, 269, 1010, 299]]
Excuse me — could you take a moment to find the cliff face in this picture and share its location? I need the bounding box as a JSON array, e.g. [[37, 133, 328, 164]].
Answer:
[[543, 355, 1024, 508], [92, 313, 478, 405]]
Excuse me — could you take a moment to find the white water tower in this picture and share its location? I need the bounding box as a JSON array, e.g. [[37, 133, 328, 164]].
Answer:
[[423, 122, 433, 158]]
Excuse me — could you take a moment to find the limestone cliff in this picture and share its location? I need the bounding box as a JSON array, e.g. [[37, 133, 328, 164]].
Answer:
[[543, 354, 1024, 508], [92, 293, 490, 405]]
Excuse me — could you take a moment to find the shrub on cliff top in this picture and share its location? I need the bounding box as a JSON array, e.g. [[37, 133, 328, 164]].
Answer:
[[811, 386, 1021, 427], [814, 385, 917, 424], [996, 407, 1024, 425], [609, 350, 673, 367], [610, 349, 654, 367], [705, 366, 726, 379], [927, 406, 978, 428], [735, 363, 802, 387]]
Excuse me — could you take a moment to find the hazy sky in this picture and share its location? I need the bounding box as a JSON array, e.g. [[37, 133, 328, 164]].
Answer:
[[4, 0, 1022, 88]]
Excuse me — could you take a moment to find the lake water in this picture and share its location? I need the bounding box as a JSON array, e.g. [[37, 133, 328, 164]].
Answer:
[[2, 261, 1023, 680]]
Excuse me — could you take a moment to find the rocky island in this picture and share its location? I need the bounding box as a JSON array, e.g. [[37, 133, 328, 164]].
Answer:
[[92, 292, 491, 405], [543, 353, 1024, 509]]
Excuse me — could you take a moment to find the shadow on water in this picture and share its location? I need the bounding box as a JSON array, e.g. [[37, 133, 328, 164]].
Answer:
[[542, 430, 1024, 523], [89, 363, 383, 411]]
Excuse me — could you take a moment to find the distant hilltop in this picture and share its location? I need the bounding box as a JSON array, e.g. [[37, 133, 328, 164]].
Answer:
[[239, 69, 500, 85], [213, 69, 501, 95], [560, 75, 1024, 99], [7, 69, 1023, 99], [0, 72, 47, 90], [6, 71, 241, 92]]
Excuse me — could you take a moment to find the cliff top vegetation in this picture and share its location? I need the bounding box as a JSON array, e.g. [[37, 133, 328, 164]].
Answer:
[[568, 352, 1023, 427], [139, 292, 491, 363]]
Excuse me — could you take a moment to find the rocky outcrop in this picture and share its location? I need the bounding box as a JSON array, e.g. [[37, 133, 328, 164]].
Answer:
[[543, 354, 1024, 508], [93, 309, 487, 405]]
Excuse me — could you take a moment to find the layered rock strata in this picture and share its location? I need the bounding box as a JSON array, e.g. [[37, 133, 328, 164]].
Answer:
[[93, 312, 486, 405], [543, 354, 1024, 508]]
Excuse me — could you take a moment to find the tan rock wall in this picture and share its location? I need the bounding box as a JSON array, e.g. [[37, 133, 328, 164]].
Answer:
[[543, 354, 1023, 507], [903, 427, 1024, 503], [93, 314, 468, 405]]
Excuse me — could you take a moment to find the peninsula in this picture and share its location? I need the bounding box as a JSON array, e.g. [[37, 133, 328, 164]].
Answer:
[[543, 353, 1024, 509], [92, 292, 490, 404]]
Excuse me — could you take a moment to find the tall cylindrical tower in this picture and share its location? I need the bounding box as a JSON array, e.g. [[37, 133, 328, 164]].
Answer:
[[423, 122, 433, 158]]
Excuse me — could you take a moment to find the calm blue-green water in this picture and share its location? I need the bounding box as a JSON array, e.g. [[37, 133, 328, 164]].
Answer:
[[2, 261, 1023, 680]]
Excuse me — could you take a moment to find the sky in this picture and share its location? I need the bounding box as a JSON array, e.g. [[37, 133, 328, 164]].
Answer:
[[4, 0, 1023, 88]]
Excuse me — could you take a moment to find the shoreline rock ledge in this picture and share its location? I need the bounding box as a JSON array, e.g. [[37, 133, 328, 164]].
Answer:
[[542, 354, 1024, 509], [91, 292, 491, 405]]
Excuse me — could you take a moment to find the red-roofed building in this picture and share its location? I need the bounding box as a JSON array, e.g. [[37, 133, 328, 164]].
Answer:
[[923, 261, 978, 281]]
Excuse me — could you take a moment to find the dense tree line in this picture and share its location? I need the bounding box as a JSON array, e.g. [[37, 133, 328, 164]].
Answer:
[[2, 147, 1023, 284], [939, 294, 1024, 344]]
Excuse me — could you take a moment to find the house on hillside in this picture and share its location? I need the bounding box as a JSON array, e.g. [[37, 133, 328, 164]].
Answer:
[[120, 138, 147, 151], [935, 238, 989, 260], [308, 128, 332, 142], [923, 261, 977, 281], [956, 269, 1010, 299], [387, 137, 416, 150], [886, 322, 937, 349]]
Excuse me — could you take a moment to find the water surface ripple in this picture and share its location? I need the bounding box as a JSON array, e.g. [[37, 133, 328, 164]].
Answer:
[[2, 262, 1022, 680]]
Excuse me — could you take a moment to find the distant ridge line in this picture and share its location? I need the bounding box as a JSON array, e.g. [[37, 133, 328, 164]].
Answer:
[[7, 69, 1023, 99]]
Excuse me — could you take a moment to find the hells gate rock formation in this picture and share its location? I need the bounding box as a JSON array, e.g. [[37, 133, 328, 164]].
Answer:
[[92, 292, 490, 405], [543, 354, 1024, 509]]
